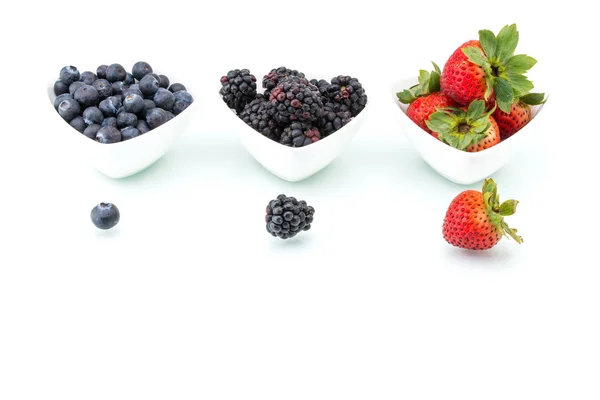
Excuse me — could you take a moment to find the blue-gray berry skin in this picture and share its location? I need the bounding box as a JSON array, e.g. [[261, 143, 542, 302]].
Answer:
[[83, 106, 104, 125], [91, 203, 120, 229], [96, 126, 121, 143], [168, 83, 186, 93], [142, 99, 156, 113], [54, 80, 69, 96], [139, 75, 159, 97], [69, 81, 85, 95], [158, 74, 169, 89], [111, 81, 125, 95], [99, 96, 122, 117], [172, 91, 193, 115], [96, 65, 108, 79], [60, 66, 80, 85], [153, 88, 174, 111], [165, 111, 175, 121], [83, 124, 101, 140], [123, 93, 144, 114], [121, 127, 141, 141], [132, 61, 152, 81], [136, 120, 150, 134], [106, 63, 127, 82], [70, 116, 86, 133], [116, 112, 137, 129], [102, 117, 117, 127], [80, 71, 97, 85], [58, 98, 80, 122], [74, 85, 100, 107], [146, 108, 169, 129], [124, 73, 135, 85], [54, 93, 72, 110], [92, 79, 113, 99], [122, 85, 143, 98]]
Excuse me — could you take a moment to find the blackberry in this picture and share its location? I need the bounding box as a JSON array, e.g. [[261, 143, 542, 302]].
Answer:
[[324, 76, 368, 116], [269, 80, 323, 125], [219, 69, 257, 113], [310, 79, 330, 101], [316, 102, 352, 136], [265, 194, 315, 240], [279, 122, 321, 147], [262, 66, 305, 96], [239, 94, 282, 141]]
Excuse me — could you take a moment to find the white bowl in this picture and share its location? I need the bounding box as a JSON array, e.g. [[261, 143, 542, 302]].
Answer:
[[391, 77, 545, 185], [218, 72, 369, 182], [47, 70, 196, 179]]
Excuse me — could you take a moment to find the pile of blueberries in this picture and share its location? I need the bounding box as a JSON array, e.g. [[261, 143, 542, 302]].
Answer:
[[53, 62, 194, 143]]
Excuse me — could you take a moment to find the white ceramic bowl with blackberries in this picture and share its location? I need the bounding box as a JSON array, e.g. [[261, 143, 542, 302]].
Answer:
[[218, 67, 369, 182], [48, 61, 195, 178]]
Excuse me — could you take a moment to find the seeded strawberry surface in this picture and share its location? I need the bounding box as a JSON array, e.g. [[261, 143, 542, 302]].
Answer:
[[493, 101, 531, 140], [407, 92, 456, 139], [441, 40, 488, 106], [465, 116, 500, 152]]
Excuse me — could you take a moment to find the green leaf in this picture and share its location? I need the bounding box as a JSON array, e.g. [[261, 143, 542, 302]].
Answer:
[[505, 73, 534, 95], [466, 100, 486, 121], [429, 70, 441, 93], [479, 29, 497, 59], [502, 223, 523, 244], [499, 199, 519, 216], [425, 112, 456, 133], [432, 61, 441, 75], [495, 24, 519, 62], [397, 89, 417, 104], [520, 92, 546, 105], [505, 54, 537, 74], [494, 78, 514, 113], [472, 122, 491, 134], [462, 46, 488, 67], [418, 70, 430, 90]]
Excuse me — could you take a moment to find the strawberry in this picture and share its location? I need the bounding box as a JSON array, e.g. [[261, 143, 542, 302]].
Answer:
[[397, 62, 456, 139], [493, 93, 546, 140], [443, 178, 522, 250], [426, 99, 500, 152], [440, 24, 538, 113]]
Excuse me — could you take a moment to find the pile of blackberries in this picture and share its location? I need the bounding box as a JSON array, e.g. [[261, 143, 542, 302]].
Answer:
[[53, 62, 193, 143]]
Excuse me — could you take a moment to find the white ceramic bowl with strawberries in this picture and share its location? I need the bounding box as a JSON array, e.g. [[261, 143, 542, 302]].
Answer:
[[391, 77, 546, 185]]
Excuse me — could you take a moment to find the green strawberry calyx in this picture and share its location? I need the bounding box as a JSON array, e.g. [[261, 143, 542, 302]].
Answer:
[[425, 99, 494, 151], [396, 62, 442, 104], [519, 92, 546, 106], [462, 24, 537, 113], [481, 178, 523, 244]]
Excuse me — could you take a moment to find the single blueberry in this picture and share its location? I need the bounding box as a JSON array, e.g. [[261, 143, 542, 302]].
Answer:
[[116, 112, 138, 129], [168, 83, 186, 93], [69, 81, 85, 95], [136, 120, 150, 134], [124, 72, 135, 85], [147, 73, 161, 82], [96, 126, 121, 144], [142, 99, 156, 113], [122, 85, 143, 98], [123, 93, 144, 114], [139, 75, 159, 97], [59, 65, 80, 85], [164, 111, 175, 121], [74, 85, 100, 107], [132, 61, 152, 81], [54, 80, 69, 96], [172, 100, 191, 115], [90, 202, 120, 229], [121, 127, 141, 141], [83, 124, 101, 140], [158, 74, 169, 89], [111, 81, 126, 95], [83, 106, 104, 125], [70, 116, 86, 133], [96, 65, 108, 79], [146, 108, 169, 129], [99, 96, 122, 117], [92, 79, 113, 99], [80, 71, 97, 85], [173, 90, 193, 103], [57, 98, 80, 122], [106, 63, 127, 82], [54, 93, 72, 110], [172, 91, 193, 115], [153, 88, 174, 111], [102, 117, 117, 127]]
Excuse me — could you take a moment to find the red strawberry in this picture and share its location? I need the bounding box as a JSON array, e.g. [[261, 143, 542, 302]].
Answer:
[[426, 99, 500, 152], [493, 93, 546, 140], [397, 62, 456, 139], [440, 24, 538, 114], [443, 178, 522, 250]]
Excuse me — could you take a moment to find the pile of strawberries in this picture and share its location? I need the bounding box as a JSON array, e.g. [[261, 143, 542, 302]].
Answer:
[[398, 24, 545, 152]]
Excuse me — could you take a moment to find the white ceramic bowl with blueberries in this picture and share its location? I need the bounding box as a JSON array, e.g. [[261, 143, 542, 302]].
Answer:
[[218, 67, 369, 182], [48, 62, 195, 179], [391, 77, 546, 185]]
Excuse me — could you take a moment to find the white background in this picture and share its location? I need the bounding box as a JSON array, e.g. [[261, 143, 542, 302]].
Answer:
[[1, 1, 598, 399]]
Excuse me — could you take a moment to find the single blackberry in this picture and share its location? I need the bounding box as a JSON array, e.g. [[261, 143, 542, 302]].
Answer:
[[269, 80, 324, 125], [265, 194, 315, 239], [324, 76, 368, 116], [310, 79, 330, 101], [316, 102, 353, 136], [220, 69, 257, 113], [263, 66, 306, 93], [239, 94, 282, 141], [280, 122, 321, 147]]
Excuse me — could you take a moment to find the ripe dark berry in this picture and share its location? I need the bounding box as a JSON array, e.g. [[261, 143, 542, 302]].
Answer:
[[239, 94, 281, 140], [316, 102, 352, 136], [96, 126, 121, 143], [262, 66, 306, 94], [102, 117, 117, 128], [58, 98, 80, 122], [83, 106, 104, 125], [111, 81, 125, 96], [146, 108, 169, 129], [123, 93, 144, 114], [54, 80, 69, 96], [121, 127, 141, 141], [124, 73, 135, 85], [99, 96, 122, 117], [324, 76, 368, 117], [142, 99, 156, 113], [54, 93, 72, 110], [172, 90, 194, 115], [96, 65, 108, 79], [106, 63, 127, 82], [153, 88, 174, 111], [69, 116, 86, 133], [60, 66, 80, 85], [74, 85, 100, 107], [132, 61, 152, 81], [168, 83, 186, 93], [91, 203, 120, 230], [136, 120, 150, 134], [116, 111, 138, 129], [158, 74, 169, 89], [80, 71, 97, 85], [139, 74, 159, 97], [219, 69, 257, 113], [92, 78, 113, 99], [269, 79, 324, 124], [265, 194, 315, 239], [83, 124, 101, 140], [280, 122, 321, 147], [122, 84, 143, 98], [69, 81, 85, 95]]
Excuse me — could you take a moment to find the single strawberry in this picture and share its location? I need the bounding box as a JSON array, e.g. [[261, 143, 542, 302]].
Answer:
[[440, 24, 538, 113], [493, 92, 546, 140], [397, 62, 456, 139], [425, 99, 500, 152], [443, 178, 522, 250]]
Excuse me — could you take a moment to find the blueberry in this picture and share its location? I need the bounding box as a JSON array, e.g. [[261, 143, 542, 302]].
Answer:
[[124, 73, 135, 85], [121, 127, 141, 141], [139, 74, 159, 97], [92, 79, 113, 99], [172, 91, 193, 115], [96, 65, 108, 79], [57, 98, 80, 122], [69, 81, 85, 95], [132, 61, 152, 81], [136, 120, 150, 134], [122, 85, 143, 98], [158, 74, 169, 89], [80, 71, 97, 85], [83, 106, 104, 125], [54, 93, 72, 110], [54, 80, 69, 96], [59, 65, 80, 85], [70, 116, 86, 133], [111, 81, 126, 95], [146, 108, 169, 129], [102, 117, 117, 127], [99, 96, 122, 117], [116, 112, 137, 129], [142, 99, 156, 113], [153, 88, 174, 111], [106, 63, 127, 82], [168, 83, 186, 93], [165, 111, 175, 121], [90, 202, 120, 229], [96, 126, 121, 144], [174, 90, 193, 103], [74, 85, 100, 107], [123, 93, 144, 114], [83, 124, 101, 140]]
